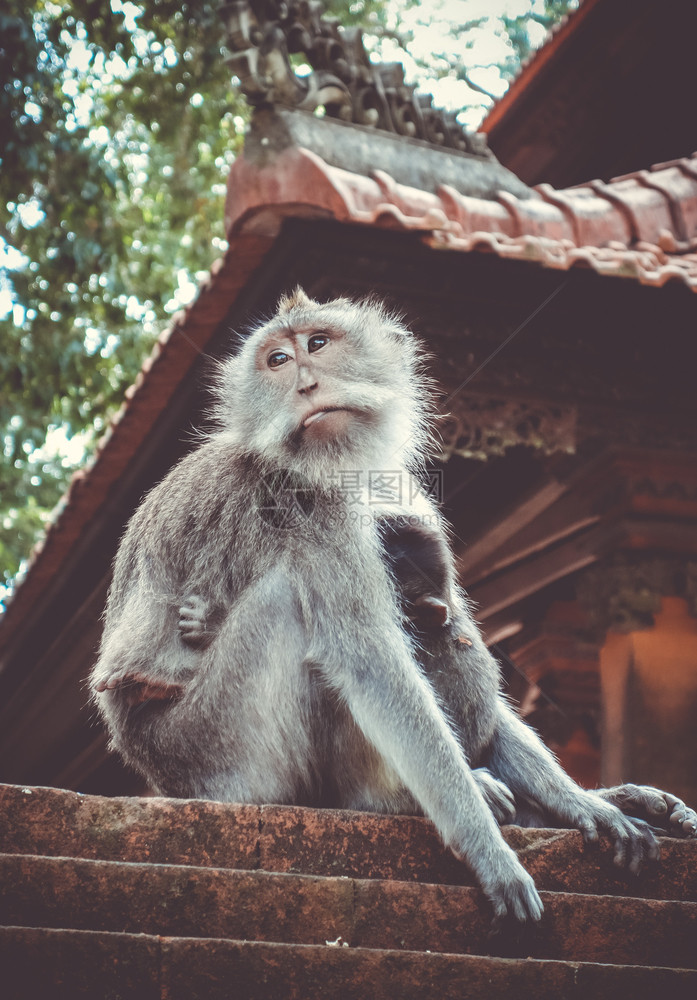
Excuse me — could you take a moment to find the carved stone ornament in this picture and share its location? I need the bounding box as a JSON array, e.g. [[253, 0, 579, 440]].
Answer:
[[437, 396, 577, 461], [218, 0, 491, 157], [577, 554, 697, 635]]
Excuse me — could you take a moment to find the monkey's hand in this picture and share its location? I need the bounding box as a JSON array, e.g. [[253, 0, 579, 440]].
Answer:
[[472, 768, 516, 825], [594, 784, 697, 838], [566, 792, 661, 874], [455, 843, 543, 923], [179, 594, 218, 649], [93, 672, 184, 707]]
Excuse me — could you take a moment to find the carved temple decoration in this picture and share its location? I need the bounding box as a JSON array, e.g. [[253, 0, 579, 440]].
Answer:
[[218, 0, 491, 158], [577, 554, 697, 635], [438, 396, 577, 461]]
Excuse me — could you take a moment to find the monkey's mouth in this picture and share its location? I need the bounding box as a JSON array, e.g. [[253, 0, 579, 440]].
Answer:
[[301, 407, 351, 429]]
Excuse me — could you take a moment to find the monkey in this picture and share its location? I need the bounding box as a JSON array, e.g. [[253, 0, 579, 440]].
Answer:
[[377, 516, 453, 628], [176, 540, 697, 840], [91, 289, 696, 923], [176, 585, 516, 828]]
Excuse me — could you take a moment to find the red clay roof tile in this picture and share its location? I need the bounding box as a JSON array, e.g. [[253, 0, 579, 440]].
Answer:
[[224, 148, 697, 292]]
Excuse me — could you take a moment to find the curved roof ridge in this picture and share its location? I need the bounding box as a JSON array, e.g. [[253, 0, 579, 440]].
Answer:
[[225, 148, 697, 292], [480, 0, 598, 135]]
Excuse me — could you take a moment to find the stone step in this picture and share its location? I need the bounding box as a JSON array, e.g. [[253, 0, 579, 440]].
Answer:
[[1, 926, 696, 1000], [2, 853, 697, 969], [2, 783, 696, 901]]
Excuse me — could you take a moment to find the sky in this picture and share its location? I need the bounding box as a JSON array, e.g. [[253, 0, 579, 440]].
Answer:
[[371, 0, 573, 128]]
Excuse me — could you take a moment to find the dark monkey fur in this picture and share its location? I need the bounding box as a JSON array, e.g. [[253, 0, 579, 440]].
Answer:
[[92, 290, 696, 922]]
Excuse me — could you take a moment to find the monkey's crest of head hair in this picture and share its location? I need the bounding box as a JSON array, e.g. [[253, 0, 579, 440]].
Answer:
[[276, 286, 313, 314], [211, 290, 436, 480]]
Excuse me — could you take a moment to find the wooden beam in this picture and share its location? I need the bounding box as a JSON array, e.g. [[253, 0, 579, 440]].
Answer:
[[461, 493, 601, 586], [467, 523, 606, 620], [467, 517, 697, 621], [456, 476, 567, 581]]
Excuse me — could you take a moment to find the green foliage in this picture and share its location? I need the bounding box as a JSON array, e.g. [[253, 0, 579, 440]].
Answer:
[[0, 0, 245, 591], [501, 1, 578, 74], [0, 0, 577, 597]]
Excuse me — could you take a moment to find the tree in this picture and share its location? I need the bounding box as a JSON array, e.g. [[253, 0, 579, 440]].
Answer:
[[0, 0, 576, 600], [1, 0, 244, 595]]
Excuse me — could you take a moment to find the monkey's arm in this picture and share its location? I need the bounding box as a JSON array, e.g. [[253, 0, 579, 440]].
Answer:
[[91, 580, 193, 704], [488, 705, 660, 872], [91, 446, 245, 702], [313, 604, 541, 920]]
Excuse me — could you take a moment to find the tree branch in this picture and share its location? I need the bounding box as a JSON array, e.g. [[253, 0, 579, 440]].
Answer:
[[458, 67, 499, 102]]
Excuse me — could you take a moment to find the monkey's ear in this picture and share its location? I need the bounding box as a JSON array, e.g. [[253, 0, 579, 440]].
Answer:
[[277, 287, 314, 314]]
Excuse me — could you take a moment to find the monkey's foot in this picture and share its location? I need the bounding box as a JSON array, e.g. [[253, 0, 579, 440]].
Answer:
[[473, 768, 516, 825], [595, 784, 697, 838], [570, 793, 661, 874], [94, 673, 184, 707], [411, 596, 451, 628]]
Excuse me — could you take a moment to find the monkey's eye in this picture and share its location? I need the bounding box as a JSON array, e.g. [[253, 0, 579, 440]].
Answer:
[[267, 350, 290, 369], [308, 333, 329, 353]]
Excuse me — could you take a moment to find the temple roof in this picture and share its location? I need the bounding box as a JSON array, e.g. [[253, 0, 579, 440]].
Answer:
[[226, 145, 697, 292], [1, 141, 695, 658], [481, 0, 697, 187], [481, 0, 599, 141]]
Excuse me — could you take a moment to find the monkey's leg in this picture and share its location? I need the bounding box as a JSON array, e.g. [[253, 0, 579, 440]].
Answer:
[[97, 569, 318, 804], [405, 609, 666, 849], [167, 572, 320, 804], [488, 706, 660, 873], [594, 784, 697, 837]]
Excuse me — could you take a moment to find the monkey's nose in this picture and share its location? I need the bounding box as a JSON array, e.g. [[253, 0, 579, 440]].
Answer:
[[297, 377, 318, 395]]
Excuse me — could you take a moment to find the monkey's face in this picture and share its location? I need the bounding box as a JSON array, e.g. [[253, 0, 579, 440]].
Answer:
[[257, 325, 370, 440], [215, 291, 433, 480]]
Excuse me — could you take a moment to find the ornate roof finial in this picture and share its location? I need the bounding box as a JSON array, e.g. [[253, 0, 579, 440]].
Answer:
[[219, 0, 491, 158]]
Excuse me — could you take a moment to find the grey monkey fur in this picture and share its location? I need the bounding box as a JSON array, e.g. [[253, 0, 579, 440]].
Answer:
[[92, 289, 695, 922]]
